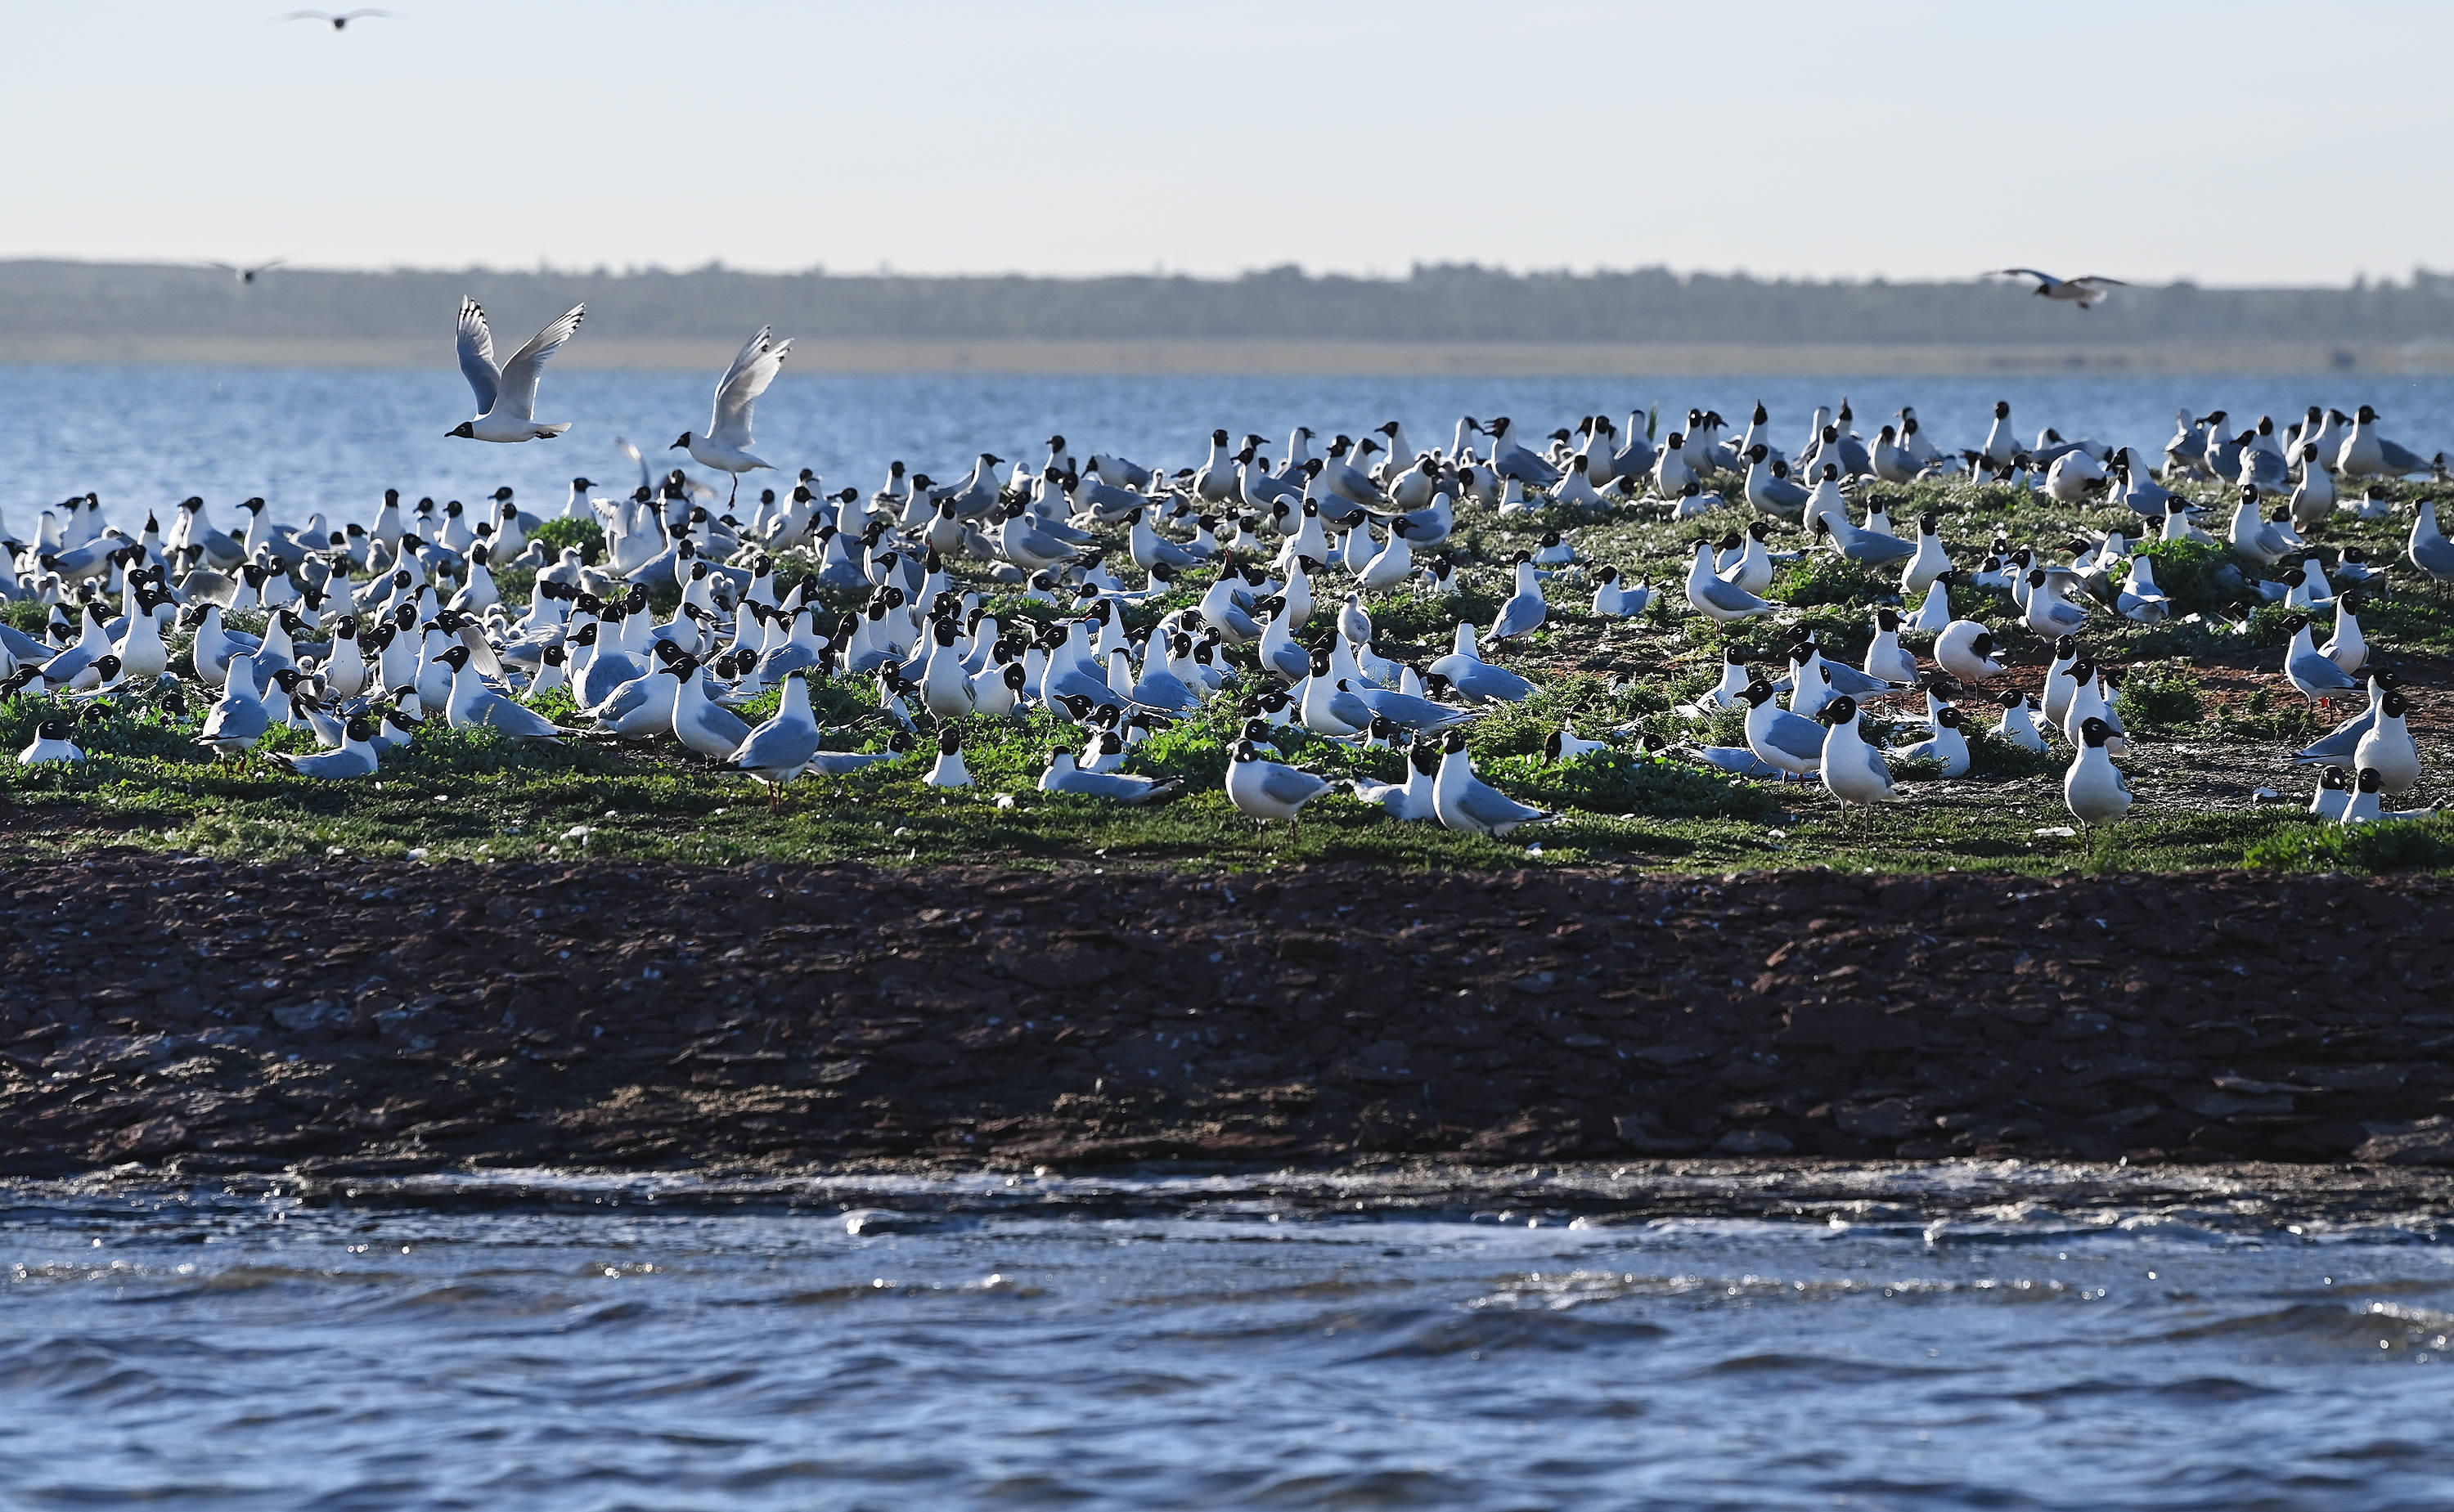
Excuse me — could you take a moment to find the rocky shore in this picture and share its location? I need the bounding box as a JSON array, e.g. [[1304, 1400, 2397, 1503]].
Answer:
[[3, 855, 2452, 1176]]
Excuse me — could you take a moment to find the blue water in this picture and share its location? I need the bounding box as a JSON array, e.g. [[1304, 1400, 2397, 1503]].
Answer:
[[11, 367, 2454, 534], [6, 1167, 2454, 1510]]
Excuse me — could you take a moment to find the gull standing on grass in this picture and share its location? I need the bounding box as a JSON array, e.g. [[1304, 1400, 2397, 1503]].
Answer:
[[447, 298, 586, 442], [674, 328, 793, 506], [1227, 739, 1334, 838]]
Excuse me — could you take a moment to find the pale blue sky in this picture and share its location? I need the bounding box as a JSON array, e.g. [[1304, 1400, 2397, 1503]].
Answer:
[[9, 1, 2449, 285]]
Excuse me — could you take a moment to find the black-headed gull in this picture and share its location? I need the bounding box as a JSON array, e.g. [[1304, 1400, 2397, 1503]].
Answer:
[[673, 327, 792, 505], [448, 297, 585, 443], [1991, 268, 2128, 307], [2064, 717, 2133, 831], [1227, 738, 1333, 837], [281, 9, 393, 29]]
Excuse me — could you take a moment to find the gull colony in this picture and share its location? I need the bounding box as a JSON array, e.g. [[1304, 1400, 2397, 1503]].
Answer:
[[2, 304, 2444, 844]]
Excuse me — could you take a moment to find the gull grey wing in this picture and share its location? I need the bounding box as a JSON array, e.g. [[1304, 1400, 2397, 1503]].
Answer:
[[1762, 711, 1827, 761], [735, 720, 819, 768], [1258, 765, 1332, 806], [1490, 592, 1544, 639], [710, 328, 790, 448], [2290, 650, 2359, 691], [1697, 576, 1770, 613], [493, 303, 585, 421], [456, 298, 499, 414], [1458, 779, 1544, 827], [2292, 710, 2373, 763]]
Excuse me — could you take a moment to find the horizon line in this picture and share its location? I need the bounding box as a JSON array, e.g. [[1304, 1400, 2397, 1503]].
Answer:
[[3, 253, 2447, 294]]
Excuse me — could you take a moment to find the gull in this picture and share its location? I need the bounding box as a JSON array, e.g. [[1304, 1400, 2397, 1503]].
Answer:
[[2282, 614, 2362, 705], [1038, 749, 1181, 804], [1933, 620, 2003, 685], [17, 719, 83, 766], [2321, 592, 2366, 674], [198, 653, 272, 757], [1991, 268, 2128, 308], [280, 9, 393, 29], [1298, 650, 1373, 737], [448, 298, 585, 442], [1862, 609, 1919, 687], [2339, 767, 2438, 824], [2292, 674, 2394, 765], [1815, 696, 1900, 824], [2064, 717, 2133, 831], [1426, 624, 1536, 704], [2022, 568, 2091, 638], [1890, 704, 1971, 777], [1719, 523, 1777, 594], [1351, 741, 1441, 823], [205, 258, 286, 285], [273, 717, 380, 779], [2338, 405, 2436, 478], [1546, 726, 1611, 762], [1994, 691, 2048, 753], [1811, 512, 1916, 567], [2309, 766, 2353, 821], [670, 658, 753, 759], [2410, 497, 2454, 592], [1431, 729, 1554, 837], [674, 327, 792, 505], [1485, 558, 1548, 644], [1590, 565, 1652, 617], [2354, 690, 2422, 796], [1739, 679, 1825, 783], [1899, 513, 1951, 597], [1907, 571, 1955, 634], [924, 728, 973, 789], [1685, 540, 1774, 621], [437, 645, 574, 737], [1347, 682, 1482, 735], [1227, 738, 1334, 837], [730, 671, 823, 809]]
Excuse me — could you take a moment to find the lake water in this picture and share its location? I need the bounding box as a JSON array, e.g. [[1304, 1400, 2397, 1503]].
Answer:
[[7, 1165, 2454, 1510], [10, 367, 2454, 535]]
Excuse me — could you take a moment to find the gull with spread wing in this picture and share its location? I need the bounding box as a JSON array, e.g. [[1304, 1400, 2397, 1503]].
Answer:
[[674, 327, 793, 505], [447, 297, 585, 443], [1989, 268, 2128, 308]]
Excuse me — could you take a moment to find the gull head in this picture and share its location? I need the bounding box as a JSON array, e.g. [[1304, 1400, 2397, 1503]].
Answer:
[[447, 422, 475, 439]]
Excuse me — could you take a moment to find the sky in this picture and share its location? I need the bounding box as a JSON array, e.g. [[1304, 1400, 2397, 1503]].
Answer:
[[8, 1, 2451, 287]]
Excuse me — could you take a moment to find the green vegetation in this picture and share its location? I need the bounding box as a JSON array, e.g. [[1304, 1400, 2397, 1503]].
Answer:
[[529, 516, 605, 564], [3, 470, 2446, 876]]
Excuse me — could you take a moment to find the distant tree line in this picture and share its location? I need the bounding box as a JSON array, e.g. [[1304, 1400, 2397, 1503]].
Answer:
[[7, 258, 2454, 345]]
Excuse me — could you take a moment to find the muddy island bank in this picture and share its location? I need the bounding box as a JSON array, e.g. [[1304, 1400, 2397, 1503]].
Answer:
[[2, 855, 2452, 1176]]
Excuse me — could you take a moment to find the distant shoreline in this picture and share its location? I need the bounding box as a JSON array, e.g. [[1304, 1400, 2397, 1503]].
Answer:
[[0, 335, 2435, 376]]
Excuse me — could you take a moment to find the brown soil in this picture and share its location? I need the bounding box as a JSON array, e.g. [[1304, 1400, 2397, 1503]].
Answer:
[[5, 855, 2452, 1177]]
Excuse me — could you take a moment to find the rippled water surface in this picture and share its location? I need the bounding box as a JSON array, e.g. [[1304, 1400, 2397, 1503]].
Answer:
[[7, 1166, 2454, 1510], [10, 367, 2454, 534]]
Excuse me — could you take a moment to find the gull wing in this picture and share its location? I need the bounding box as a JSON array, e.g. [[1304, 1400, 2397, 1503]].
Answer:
[[708, 327, 791, 449], [492, 303, 586, 421], [1760, 710, 1827, 762], [2070, 276, 2128, 289], [1258, 763, 1332, 806], [1993, 267, 2057, 283], [734, 716, 820, 769], [455, 298, 500, 415], [2290, 650, 2359, 692], [1458, 778, 1544, 827], [1697, 575, 1770, 613]]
